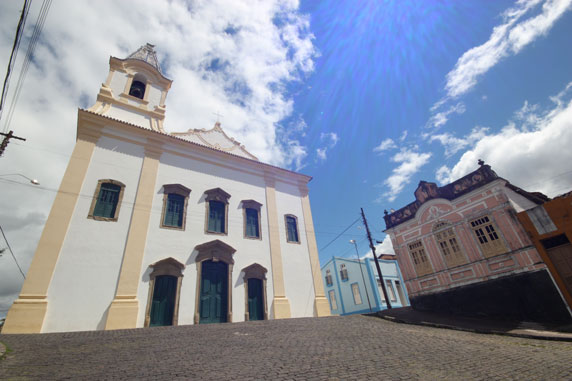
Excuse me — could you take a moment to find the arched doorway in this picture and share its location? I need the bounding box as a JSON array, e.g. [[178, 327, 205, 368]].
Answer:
[[144, 257, 185, 327], [242, 263, 268, 321], [193, 240, 236, 324]]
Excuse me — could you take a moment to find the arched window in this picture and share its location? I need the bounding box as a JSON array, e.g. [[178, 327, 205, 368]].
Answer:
[[88, 179, 125, 221], [129, 74, 147, 99]]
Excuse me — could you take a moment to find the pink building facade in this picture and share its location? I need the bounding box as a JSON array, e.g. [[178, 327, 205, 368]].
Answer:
[[384, 163, 571, 323]]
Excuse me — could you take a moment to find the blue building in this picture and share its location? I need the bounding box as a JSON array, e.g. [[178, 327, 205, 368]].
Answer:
[[321, 256, 409, 315]]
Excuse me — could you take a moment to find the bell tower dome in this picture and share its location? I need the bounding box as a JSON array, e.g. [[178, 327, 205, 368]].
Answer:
[[88, 43, 172, 132]]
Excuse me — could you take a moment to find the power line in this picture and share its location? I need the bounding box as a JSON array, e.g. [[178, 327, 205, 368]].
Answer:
[[318, 217, 360, 252], [3, 0, 53, 134], [0, 225, 26, 280], [0, 0, 31, 123]]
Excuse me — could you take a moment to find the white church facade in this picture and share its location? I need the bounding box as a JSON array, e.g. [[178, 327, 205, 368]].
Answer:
[[3, 44, 330, 333]]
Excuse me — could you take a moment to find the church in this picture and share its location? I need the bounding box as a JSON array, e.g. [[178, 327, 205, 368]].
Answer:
[[3, 44, 330, 333]]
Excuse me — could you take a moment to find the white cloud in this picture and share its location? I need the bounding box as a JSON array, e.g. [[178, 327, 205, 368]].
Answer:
[[426, 102, 466, 129], [445, 0, 571, 99], [427, 127, 489, 157], [315, 132, 338, 162], [320, 132, 339, 148], [381, 148, 432, 202], [399, 130, 408, 142], [0, 0, 317, 317], [373, 138, 396, 153], [427, 0, 571, 130], [361, 235, 395, 259], [437, 81, 572, 197]]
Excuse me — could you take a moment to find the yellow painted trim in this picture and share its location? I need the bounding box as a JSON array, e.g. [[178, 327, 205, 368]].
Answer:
[[105, 142, 162, 330], [79, 110, 310, 188], [264, 173, 291, 318], [104, 68, 115, 87], [298, 183, 330, 317], [2, 123, 102, 334]]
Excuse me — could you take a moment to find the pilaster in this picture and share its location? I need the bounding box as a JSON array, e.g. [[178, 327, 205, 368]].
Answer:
[[298, 182, 331, 317], [264, 172, 291, 319], [105, 141, 162, 330], [2, 123, 102, 333]]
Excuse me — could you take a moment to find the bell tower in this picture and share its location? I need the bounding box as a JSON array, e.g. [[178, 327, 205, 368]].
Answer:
[[88, 43, 172, 132]]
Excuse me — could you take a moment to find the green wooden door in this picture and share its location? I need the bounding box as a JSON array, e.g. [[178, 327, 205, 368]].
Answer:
[[248, 278, 264, 321], [200, 260, 228, 324], [149, 275, 177, 327]]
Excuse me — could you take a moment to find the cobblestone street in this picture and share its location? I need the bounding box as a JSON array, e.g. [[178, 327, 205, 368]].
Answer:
[[1, 315, 571, 380]]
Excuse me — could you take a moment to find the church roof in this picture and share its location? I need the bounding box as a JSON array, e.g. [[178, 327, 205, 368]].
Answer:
[[171, 122, 258, 161], [126, 43, 163, 74]]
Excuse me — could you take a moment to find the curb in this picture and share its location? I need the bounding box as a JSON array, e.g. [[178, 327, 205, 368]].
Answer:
[[378, 315, 572, 342]]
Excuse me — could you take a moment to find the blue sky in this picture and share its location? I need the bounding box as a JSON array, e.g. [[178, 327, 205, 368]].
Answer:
[[0, 0, 572, 315], [290, 0, 572, 261]]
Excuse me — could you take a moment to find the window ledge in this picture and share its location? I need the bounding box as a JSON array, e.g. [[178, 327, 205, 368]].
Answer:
[[160, 224, 185, 231], [88, 215, 118, 222], [206, 230, 228, 236]]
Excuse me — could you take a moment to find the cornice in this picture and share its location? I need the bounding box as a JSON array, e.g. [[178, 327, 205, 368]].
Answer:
[[77, 108, 312, 185]]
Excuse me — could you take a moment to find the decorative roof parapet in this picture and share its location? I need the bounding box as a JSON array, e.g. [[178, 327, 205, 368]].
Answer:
[[126, 43, 163, 74], [384, 164, 503, 230], [171, 122, 258, 161]]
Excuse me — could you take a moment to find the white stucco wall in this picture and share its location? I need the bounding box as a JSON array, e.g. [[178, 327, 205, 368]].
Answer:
[[137, 148, 277, 326], [42, 120, 317, 332], [275, 181, 315, 318], [44, 134, 145, 332]]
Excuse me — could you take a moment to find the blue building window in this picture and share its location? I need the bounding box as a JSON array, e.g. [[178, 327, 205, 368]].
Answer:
[[351, 283, 362, 305], [325, 270, 333, 286], [340, 264, 349, 282], [328, 290, 338, 310]]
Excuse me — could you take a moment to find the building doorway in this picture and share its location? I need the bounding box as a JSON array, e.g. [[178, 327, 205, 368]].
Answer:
[[199, 260, 229, 324], [248, 278, 264, 321], [149, 275, 177, 326]]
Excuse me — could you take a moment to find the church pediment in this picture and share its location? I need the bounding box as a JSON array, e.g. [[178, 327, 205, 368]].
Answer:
[[171, 122, 258, 161]]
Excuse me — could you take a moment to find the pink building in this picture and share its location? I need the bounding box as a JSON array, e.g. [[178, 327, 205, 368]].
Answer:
[[383, 162, 571, 323]]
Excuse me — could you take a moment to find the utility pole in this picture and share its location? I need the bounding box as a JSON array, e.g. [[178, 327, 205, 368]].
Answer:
[[350, 239, 372, 312], [361, 208, 392, 309], [0, 130, 25, 157]]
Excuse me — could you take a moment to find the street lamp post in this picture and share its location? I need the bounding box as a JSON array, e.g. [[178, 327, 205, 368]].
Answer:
[[350, 239, 372, 312]]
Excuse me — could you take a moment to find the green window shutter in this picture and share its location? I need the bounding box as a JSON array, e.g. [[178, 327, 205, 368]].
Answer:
[[245, 208, 259, 238], [208, 200, 225, 233], [93, 183, 121, 218], [164, 194, 184, 227], [286, 216, 298, 242]]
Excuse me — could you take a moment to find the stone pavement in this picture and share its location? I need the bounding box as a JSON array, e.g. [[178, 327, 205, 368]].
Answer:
[[378, 307, 572, 341], [1, 315, 571, 380]]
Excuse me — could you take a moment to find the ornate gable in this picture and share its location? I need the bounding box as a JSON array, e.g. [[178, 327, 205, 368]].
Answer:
[[171, 122, 258, 160]]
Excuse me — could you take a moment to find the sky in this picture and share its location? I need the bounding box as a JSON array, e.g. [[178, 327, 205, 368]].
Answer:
[[1, 0, 572, 318]]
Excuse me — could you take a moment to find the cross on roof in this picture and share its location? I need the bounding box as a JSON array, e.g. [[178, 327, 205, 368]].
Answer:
[[213, 111, 224, 123]]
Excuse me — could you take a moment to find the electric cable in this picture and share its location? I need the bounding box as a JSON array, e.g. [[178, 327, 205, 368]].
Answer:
[[0, 0, 31, 123], [0, 224, 26, 280]]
